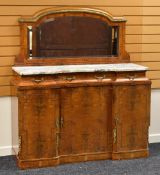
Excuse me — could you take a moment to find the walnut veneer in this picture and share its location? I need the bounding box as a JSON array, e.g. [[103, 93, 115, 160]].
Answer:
[[11, 8, 151, 169]]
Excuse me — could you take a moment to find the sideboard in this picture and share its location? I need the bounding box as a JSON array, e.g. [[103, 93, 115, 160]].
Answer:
[[11, 64, 151, 169], [11, 7, 151, 169]]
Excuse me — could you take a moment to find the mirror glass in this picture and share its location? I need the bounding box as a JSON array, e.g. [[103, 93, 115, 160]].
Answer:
[[28, 16, 119, 59]]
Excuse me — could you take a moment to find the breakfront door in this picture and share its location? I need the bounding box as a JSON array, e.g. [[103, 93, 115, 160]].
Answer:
[[59, 86, 112, 156], [112, 81, 151, 154], [18, 89, 59, 159]]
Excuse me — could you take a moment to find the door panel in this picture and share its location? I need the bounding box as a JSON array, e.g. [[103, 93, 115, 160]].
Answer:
[[113, 83, 150, 152], [59, 86, 112, 156], [19, 89, 59, 159]]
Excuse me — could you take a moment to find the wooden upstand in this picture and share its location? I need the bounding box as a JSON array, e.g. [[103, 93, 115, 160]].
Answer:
[[11, 8, 151, 169]]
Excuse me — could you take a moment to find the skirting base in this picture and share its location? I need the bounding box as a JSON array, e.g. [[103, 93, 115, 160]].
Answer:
[[16, 149, 149, 169]]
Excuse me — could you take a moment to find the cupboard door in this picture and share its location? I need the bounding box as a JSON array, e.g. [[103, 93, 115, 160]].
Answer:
[[112, 83, 150, 153], [18, 89, 59, 159], [59, 86, 112, 156]]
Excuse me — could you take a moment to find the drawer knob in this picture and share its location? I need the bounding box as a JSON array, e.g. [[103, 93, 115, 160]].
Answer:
[[64, 76, 76, 81], [126, 75, 135, 80], [32, 78, 44, 83], [95, 75, 106, 80]]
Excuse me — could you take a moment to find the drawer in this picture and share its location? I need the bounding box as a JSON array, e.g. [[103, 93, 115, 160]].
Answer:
[[57, 72, 114, 82], [16, 71, 147, 85], [116, 72, 146, 80]]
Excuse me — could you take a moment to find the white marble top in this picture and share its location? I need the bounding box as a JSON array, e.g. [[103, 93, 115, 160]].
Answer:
[[12, 63, 148, 76]]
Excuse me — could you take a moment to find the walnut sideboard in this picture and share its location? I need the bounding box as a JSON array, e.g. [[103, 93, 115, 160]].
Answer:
[[11, 63, 151, 169]]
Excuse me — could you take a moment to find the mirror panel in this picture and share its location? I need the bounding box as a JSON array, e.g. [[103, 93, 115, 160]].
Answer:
[[28, 16, 119, 59]]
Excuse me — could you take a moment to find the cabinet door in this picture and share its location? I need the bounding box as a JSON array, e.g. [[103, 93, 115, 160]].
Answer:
[[112, 83, 150, 153], [59, 86, 112, 156], [18, 89, 59, 159]]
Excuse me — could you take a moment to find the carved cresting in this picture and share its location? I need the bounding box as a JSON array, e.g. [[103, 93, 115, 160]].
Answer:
[[18, 8, 127, 23]]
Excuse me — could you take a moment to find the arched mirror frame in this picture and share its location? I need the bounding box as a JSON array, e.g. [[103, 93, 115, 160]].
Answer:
[[16, 8, 130, 66]]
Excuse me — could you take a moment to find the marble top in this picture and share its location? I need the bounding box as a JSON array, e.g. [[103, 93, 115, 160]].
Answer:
[[12, 63, 148, 76]]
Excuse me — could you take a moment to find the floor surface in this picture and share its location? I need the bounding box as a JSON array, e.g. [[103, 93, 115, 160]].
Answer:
[[0, 143, 160, 175]]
